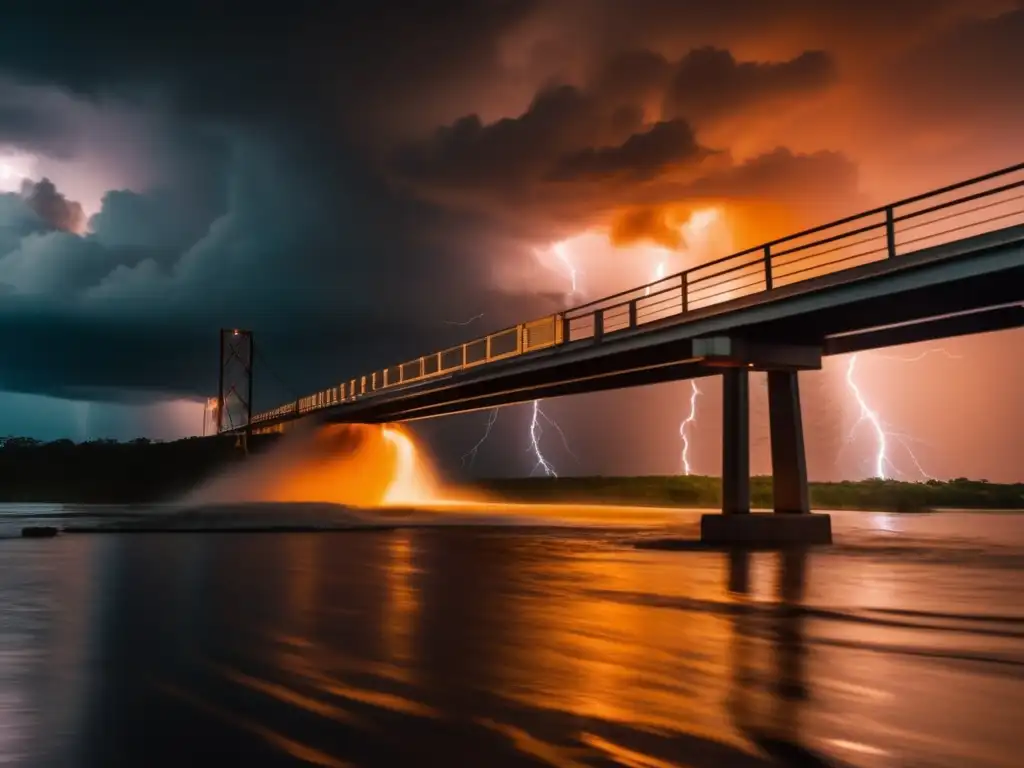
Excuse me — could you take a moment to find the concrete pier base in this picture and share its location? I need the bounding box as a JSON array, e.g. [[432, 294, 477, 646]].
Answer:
[[700, 513, 832, 547]]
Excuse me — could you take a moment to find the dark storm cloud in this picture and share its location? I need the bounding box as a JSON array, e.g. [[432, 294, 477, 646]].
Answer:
[[393, 41, 846, 227], [0, 105, 77, 158], [0, 77, 86, 158], [681, 149, 860, 205], [662, 48, 837, 123], [591, 50, 673, 109], [549, 120, 709, 181], [883, 6, 1024, 125], [21, 178, 85, 233], [568, 0, 1016, 59], [0, 3, 553, 405], [0, 2, 539, 133], [397, 85, 608, 192], [0, 149, 559, 403]]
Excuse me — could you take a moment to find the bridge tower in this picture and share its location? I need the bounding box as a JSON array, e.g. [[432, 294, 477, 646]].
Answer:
[[216, 328, 254, 437]]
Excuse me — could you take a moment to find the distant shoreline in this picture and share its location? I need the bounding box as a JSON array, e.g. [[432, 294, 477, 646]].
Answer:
[[0, 436, 1021, 512], [467, 476, 1024, 513]]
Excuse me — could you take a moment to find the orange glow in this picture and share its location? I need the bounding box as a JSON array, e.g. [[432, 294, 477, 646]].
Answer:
[[610, 207, 690, 249], [533, 207, 731, 303], [260, 425, 399, 506], [194, 423, 726, 515], [610, 205, 727, 251], [193, 423, 457, 508], [380, 426, 441, 506]]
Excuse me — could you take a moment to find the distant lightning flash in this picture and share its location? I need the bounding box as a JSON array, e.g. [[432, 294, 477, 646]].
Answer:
[[527, 399, 577, 477], [519, 242, 582, 477], [644, 260, 666, 296], [520, 243, 585, 479], [680, 381, 701, 475], [844, 348, 961, 479], [462, 408, 499, 467], [553, 242, 577, 295], [464, 240, 578, 476], [845, 354, 889, 478], [445, 313, 484, 326], [646, 256, 703, 475], [452, 307, 495, 467], [528, 400, 557, 476]]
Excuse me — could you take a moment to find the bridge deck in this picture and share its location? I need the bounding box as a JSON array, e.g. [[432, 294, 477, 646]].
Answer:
[[241, 163, 1024, 429]]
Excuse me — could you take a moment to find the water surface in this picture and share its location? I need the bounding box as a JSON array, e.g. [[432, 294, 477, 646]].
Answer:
[[1, 504, 1022, 767]]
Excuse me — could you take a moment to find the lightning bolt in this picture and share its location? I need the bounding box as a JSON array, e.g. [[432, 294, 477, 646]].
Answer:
[[520, 241, 582, 477], [646, 256, 703, 476], [528, 399, 563, 476], [680, 381, 701, 475], [528, 400, 556, 476], [644, 260, 666, 296], [451, 308, 495, 468], [445, 313, 484, 326], [525, 391, 578, 477], [844, 348, 961, 479], [553, 242, 578, 295], [461, 407, 499, 467]]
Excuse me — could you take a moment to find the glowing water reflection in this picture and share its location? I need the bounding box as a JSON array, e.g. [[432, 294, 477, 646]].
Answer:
[[2, 513, 1023, 766]]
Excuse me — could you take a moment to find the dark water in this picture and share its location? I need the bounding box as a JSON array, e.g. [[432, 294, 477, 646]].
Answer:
[[1, 506, 1023, 767]]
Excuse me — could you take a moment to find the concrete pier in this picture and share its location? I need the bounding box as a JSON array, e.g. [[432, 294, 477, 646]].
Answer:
[[767, 370, 810, 515], [720, 368, 750, 516], [700, 512, 832, 547], [702, 367, 832, 547]]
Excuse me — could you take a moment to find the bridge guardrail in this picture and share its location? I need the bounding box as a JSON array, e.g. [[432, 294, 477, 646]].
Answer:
[[247, 162, 1024, 429]]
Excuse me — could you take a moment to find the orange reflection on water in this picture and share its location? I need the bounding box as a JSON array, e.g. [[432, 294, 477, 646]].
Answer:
[[492, 546, 746, 748], [383, 532, 418, 673]]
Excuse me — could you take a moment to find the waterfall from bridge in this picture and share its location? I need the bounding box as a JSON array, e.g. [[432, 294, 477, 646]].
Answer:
[[185, 423, 450, 508]]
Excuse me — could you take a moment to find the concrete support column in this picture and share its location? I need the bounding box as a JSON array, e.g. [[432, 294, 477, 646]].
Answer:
[[702, 365, 830, 547], [767, 371, 810, 514], [721, 368, 750, 514]]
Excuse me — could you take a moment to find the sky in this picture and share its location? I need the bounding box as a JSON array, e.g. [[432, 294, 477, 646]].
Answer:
[[0, 1, 1022, 481]]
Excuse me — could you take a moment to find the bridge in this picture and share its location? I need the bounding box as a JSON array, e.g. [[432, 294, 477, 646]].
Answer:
[[218, 163, 1024, 546]]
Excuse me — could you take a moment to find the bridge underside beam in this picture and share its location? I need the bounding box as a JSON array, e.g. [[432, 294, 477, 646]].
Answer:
[[323, 339, 700, 423], [692, 337, 822, 370], [332, 336, 824, 423], [737, 261, 1024, 346], [824, 304, 1024, 356]]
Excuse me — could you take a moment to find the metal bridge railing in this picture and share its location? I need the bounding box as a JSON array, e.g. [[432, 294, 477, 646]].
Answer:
[[247, 162, 1024, 428]]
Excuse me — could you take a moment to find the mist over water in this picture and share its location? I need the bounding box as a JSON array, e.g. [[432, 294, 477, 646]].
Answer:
[[184, 423, 453, 509], [178, 425, 681, 530]]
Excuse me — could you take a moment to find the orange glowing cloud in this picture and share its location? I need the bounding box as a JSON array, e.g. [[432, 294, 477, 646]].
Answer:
[[610, 206, 689, 249]]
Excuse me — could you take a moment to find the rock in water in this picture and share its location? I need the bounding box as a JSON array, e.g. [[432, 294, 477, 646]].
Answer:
[[22, 526, 59, 538]]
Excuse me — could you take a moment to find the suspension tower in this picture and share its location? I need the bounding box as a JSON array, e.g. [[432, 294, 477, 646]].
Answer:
[[216, 328, 254, 438]]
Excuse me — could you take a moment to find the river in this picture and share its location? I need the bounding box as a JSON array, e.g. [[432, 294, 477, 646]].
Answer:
[[1, 504, 1022, 767]]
